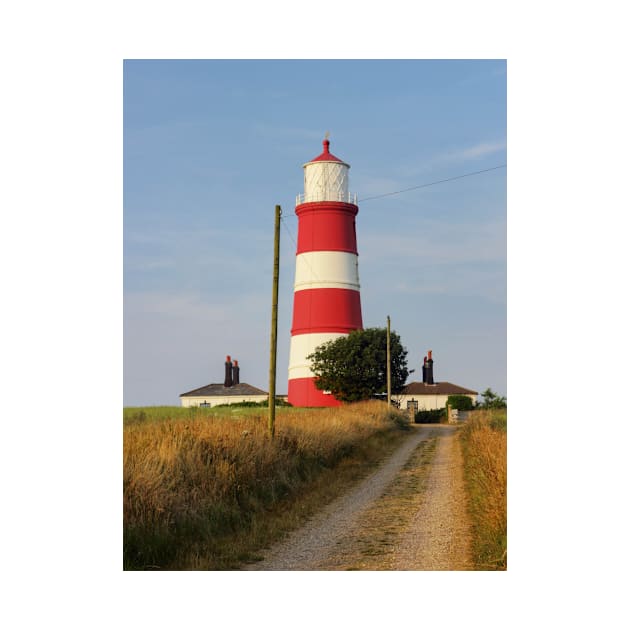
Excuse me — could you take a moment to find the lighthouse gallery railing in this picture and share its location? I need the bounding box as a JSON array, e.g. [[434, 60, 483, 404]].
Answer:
[[296, 192, 358, 205]]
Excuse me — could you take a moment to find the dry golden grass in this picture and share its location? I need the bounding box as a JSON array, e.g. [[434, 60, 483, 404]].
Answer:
[[124, 401, 408, 570], [459, 409, 507, 570]]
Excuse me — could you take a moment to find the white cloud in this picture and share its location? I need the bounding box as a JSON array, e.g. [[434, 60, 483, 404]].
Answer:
[[393, 139, 507, 180], [356, 218, 506, 305], [124, 225, 277, 288], [125, 258, 176, 272], [444, 140, 507, 162], [124, 290, 231, 322], [389, 266, 506, 304], [359, 219, 506, 265]]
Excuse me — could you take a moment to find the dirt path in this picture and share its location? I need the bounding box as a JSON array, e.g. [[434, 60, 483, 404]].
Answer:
[[391, 427, 473, 570], [243, 424, 472, 571]]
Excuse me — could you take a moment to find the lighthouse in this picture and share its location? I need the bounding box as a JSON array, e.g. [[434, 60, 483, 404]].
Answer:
[[287, 137, 363, 406]]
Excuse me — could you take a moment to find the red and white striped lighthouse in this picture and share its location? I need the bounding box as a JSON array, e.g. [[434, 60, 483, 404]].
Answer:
[[287, 137, 363, 406]]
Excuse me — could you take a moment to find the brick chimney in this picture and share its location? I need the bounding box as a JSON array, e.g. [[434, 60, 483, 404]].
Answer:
[[224, 355, 233, 387], [426, 350, 434, 385], [232, 359, 240, 385]]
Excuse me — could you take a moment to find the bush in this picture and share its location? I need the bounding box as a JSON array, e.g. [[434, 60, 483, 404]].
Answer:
[[446, 395, 474, 411], [414, 408, 446, 424], [479, 388, 507, 409]]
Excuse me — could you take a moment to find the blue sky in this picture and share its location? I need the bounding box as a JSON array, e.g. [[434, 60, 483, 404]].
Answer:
[[124, 59, 506, 406]]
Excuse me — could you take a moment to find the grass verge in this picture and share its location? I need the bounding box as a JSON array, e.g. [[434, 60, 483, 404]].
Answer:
[[459, 409, 507, 570], [124, 401, 409, 570]]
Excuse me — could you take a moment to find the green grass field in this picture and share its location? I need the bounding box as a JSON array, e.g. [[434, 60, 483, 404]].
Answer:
[[123, 404, 317, 426]]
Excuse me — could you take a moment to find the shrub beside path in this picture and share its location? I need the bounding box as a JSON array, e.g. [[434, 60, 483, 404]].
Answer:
[[243, 424, 472, 571]]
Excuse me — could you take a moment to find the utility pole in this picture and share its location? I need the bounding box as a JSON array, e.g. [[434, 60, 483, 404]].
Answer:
[[386, 315, 391, 408], [268, 205, 281, 439]]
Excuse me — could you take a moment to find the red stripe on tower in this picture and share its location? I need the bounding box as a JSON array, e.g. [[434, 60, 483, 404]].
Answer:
[[295, 202, 358, 254], [291, 288, 362, 335], [287, 137, 363, 407]]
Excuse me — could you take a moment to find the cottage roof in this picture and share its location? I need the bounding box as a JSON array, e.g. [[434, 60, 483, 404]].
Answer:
[[179, 382, 268, 398], [401, 381, 478, 396]]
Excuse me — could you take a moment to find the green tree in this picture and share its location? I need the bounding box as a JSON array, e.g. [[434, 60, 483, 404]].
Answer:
[[307, 327, 409, 403], [480, 388, 507, 409], [446, 395, 474, 410]]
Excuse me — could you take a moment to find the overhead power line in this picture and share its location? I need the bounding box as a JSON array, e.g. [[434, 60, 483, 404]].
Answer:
[[359, 164, 507, 203], [281, 214, 322, 282], [280, 163, 507, 241], [280, 214, 298, 246]]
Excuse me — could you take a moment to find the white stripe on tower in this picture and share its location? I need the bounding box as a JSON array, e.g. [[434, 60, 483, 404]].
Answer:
[[288, 332, 347, 380], [294, 251, 360, 292]]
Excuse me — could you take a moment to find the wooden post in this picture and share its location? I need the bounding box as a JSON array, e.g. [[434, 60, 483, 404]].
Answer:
[[268, 205, 281, 439], [386, 315, 391, 408]]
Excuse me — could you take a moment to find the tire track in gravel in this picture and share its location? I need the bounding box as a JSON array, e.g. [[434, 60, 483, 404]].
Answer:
[[243, 424, 457, 571]]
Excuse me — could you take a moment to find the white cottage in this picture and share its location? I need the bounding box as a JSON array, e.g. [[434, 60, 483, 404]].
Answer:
[[396, 381, 478, 411], [396, 350, 477, 411], [179, 356, 270, 408], [179, 382, 269, 408]]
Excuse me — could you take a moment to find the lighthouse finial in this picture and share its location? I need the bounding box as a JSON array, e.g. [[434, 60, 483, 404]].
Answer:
[[323, 131, 331, 154]]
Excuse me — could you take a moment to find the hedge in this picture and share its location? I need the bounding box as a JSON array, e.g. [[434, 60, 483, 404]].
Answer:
[[446, 395, 474, 411], [414, 408, 446, 423]]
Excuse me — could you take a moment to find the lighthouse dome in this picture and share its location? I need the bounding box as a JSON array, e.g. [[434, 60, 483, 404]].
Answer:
[[305, 138, 349, 166], [298, 138, 356, 205]]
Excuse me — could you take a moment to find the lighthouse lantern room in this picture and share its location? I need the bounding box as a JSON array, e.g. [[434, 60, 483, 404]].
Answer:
[[288, 137, 364, 407]]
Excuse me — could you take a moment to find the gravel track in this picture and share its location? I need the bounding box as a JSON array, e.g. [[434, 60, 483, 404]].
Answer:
[[392, 427, 473, 570], [244, 424, 471, 571]]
